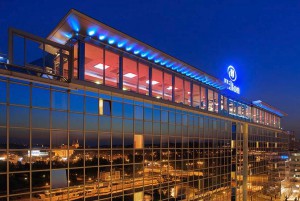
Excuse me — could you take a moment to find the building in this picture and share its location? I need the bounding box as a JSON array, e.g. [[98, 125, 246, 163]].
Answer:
[[0, 9, 289, 201], [281, 153, 300, 200]]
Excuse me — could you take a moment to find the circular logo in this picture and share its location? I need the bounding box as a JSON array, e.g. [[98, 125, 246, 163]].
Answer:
[[227, 65, 237, 81]]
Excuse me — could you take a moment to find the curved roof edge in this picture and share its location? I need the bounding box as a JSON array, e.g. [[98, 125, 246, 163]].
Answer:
[[252, 100, 287, 117], [46, 9, 228, 90]]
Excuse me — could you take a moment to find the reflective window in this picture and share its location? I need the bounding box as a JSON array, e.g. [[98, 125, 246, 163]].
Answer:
[[214, 91, 219, 113], [0, 127, 6, 149], [105, 50, 119, 88], [208, 89, 214, 112], [70, 131, 83, 149], [73, 42, 78, 78], [124, 103, 134, 119], [32, 171, 50, 192], [32, 129, 50, 149], [9, 128, 29, 149], [70, 113, 83, 130], [85, 132, 98, 148], [112, 101, 123, 117], [193, 84, 200, 108], [84, 43, 104, 84], [51, 169, 68, 189], [86, 97, 98, 114], [134, 106, 143, 120], [52, 111, 67, 130], [99, 132, 111, 148], [184, 80, 191, 106], [52, 130, 67, 148], [0, 81, 6, 103], [0, 174, 6, 196], [0, 105, 6, 126], [32, 87, 50, 108], [123, 57, 138, 92], [174, 76, 183, 103], [138, 62, 149, 95], [85, 115, 98, 131], [152, 68, 163, 99], [163, 72, 172, 101], [10, 173, 30, 194], [52, 91, 68, 110], [200, 86, 207, 110], [10, 83, 30, 105], [99, 116, 111, 132], [32, 109, 50, 129], [112, 118, 123, 133], [10, 106, 29, 127], [70, 94, 84, 112]]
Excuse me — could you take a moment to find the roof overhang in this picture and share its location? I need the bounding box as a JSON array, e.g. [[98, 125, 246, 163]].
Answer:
[[252, 100, 287, 117], [47, 9, 228, 90]]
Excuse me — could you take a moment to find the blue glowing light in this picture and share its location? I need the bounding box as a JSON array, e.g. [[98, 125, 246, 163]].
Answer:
[[172, 66, 180, 70], [154, 59, 161, 63], [88, 30, 95, 36], [126, 46, 133, 51], [148, 55, 155, 60], [67, 15, 80, 32], [134, 50, 141, 55], [117, 42, 126, 48], [227, 65, 237, 82], [166, 63, 174, 68], [61, 32, 73, 39], [281, 155, 288, 159], [99, 35, 106, 40], [108, 39, 115, 44], [52, 37, 65, 44], [141, 52, 149, 57], [160, 60, 167, 65], [87, 27, 98, 36]]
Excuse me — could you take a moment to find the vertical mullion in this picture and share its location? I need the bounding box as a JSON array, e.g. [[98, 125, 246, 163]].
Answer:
[[78, 40, 85, 80], [119, 54, 123, 90], [190, 81, 193, 107], [49, 86, 53, 200], [67, 90, 70, 200], [103, 47, 106, 86], [148, 66, 152, 97], [172, 74, 175, 103], [29, 83, 32, 200], [6, 80, 9, 201]]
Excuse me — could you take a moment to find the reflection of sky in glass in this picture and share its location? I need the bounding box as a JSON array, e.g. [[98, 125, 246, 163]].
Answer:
[[0, 81, 6, 102], [52, 169, 67, 189]]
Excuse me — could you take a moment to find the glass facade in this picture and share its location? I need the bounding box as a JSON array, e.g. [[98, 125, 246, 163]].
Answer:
[[0, 78, 234, 200], [0, 76, 289, 201], [0, 13, 288, 200]]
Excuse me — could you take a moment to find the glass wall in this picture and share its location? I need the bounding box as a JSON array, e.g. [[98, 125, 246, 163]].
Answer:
[[123, 57, 138, 92], [0, 77, 234, 201], [81, 42, 282, 129], [82, 42, 218, 114], [84, 43, 104, 84], [104, 50, 119, 88], [152, 68, 163, 99]]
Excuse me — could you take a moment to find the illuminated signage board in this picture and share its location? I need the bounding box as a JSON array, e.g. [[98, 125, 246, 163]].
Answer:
[[224, 65, 240, 94]]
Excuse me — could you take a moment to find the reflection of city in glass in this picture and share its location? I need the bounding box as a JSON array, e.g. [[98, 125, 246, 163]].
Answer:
[[0, 10, 288, 201]]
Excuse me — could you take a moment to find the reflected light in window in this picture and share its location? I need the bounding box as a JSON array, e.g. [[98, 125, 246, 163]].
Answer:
[[167, 86, 177, 90], [124, 73, 137, 78], [94, 63, 110, 70], [146, 80, 159, 85]]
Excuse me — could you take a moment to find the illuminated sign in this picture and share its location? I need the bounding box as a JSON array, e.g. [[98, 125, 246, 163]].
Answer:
[[224, 65, 240, 94]]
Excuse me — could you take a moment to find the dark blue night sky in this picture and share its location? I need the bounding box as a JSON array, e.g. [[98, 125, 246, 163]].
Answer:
[[1, 0, 300, 135]]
